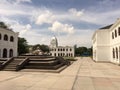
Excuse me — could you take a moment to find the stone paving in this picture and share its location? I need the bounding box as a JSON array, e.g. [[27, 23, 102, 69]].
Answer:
[[73, 57, 120, 90], [0, 57, 120, 90]]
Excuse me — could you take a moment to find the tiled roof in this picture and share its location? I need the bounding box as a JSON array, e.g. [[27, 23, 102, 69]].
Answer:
[[99, 24, 113, 29]]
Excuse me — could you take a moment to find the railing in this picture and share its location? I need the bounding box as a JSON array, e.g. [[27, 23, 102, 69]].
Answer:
[[16, 57, 29, 71], [0, 57, 14, 70]]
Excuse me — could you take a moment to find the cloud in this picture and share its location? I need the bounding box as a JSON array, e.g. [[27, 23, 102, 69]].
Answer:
[[19, 24, 31, 35], [49, 21, 75, 34], [0, 0, 33, 16], [56, 29, 94, 47], [79, 9, 120, 25], [15, 0, 32, 4], [35, 10, 55, 25], [0, 0, 120, 47], [68, 8, 84, 17]]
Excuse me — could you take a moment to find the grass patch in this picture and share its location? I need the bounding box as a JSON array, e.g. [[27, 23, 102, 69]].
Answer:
[[63, 57, 77, 61]]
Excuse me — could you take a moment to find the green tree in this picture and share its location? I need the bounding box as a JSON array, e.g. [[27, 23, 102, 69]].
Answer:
[[0, 22, 8, 29], [32, 44, 40, 51], [18, 37, 29, 55], [32, 44, 49, 53], [39, 44, 49, 53], [87, 47, 92, 56], [75, 46, 92, 56]]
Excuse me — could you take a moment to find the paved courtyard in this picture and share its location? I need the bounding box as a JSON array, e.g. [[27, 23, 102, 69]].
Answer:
[[0, 57, 120, 90]]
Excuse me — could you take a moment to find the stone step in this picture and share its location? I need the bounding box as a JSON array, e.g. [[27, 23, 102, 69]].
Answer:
[[28, 60, 59, 66], [21, 65, 67, 73], [29, 58, 56, 61], [2, 59, 23, 71], [0, 59, 7, 61], [6, 64, 17, 67], [0, 61, 6, 63], [3, 68, 16, 71], [25, 63, 64, 70], [4, 66, 16, 69]]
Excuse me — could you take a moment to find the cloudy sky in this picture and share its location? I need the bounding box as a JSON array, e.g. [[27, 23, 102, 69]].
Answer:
[[0, 0, 120, 47]]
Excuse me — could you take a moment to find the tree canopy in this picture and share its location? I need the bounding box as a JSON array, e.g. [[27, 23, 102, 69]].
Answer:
[[32, 44, 49, 53], [18, 37, 29, 55], [0, 22, 8, 29], [75, 46, 92, 56]]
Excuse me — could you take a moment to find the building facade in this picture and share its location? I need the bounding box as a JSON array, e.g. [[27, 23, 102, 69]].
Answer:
[[92, 18, 120, 65], [0, 28, 18, 58], [50, 36, 75, 57]]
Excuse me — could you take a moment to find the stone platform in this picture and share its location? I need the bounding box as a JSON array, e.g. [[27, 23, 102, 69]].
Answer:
[[0, 57, 120, 90]]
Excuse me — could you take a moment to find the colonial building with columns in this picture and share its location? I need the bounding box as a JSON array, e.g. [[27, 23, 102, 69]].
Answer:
[[92, 18, 120, 65], [0, 27, 18, 58], [50, 36, 75, 57]]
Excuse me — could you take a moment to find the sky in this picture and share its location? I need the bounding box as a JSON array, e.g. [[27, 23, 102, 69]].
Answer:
[[0, 0, 120, 47]]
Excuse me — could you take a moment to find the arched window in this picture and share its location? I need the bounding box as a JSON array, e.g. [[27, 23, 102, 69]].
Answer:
[[115, 30, 117, 37], [113, 48, 115, 58], [10, 36, 14, 42], [3, 48, 7, 58], [66, 49, 68, 51], [9, 49, 13, 57], [118, 27, 120, 36], [0, 33, 1, 40], [116, 47, 118, 59], [4, 34, 8, 41], [61, 53, 62, 56], [69, 53, 71, 56], [66, 53, 68, 57], [54, 53, 56, 56], [112, 32, 114, 39]]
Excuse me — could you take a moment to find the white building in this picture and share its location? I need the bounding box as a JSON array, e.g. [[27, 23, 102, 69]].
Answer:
[[0, 27, 18, 58], [50, 36, 75, 57], [92, 18, 120, 65]]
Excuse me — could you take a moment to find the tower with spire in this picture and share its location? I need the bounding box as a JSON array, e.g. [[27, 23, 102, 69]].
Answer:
[[50, 36, 58, 48]]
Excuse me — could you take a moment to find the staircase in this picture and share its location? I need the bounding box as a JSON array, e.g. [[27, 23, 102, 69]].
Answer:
[[1, 56, 71, 72], [3, 57, 25, 71], [24, 57, 64, 70], [0, 58, 7, 65]]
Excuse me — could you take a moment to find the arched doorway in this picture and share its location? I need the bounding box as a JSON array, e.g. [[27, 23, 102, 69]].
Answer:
[[3, 48, 7, 58], [0, 49, 1, 58], [113, 48, 115, 58], [116, 47, 118, 59], [9, 49, 13, 57]]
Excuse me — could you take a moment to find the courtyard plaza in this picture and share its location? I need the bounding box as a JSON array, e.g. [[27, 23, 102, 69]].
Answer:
[[0, 57, 120, 90]]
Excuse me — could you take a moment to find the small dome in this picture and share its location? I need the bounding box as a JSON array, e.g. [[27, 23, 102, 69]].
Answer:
[[51, 36, 56, 40], [50, 36, 58, 48]]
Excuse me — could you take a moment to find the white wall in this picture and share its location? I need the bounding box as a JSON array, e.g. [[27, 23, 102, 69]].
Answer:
[[97, 46, 110, 62], [0, 28, 18, 58], [50, 46, 75, 57], [92, 29, 110, 62], [92, 19, 120, 64], [110, 23, 120, 64], [97, 29, 110, 45]]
